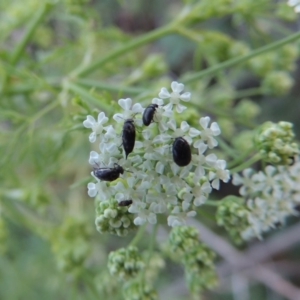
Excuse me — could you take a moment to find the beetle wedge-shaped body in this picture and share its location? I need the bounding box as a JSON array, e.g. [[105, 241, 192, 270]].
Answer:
[[93, 163, 124, 182], [172, 137, 191, 167], [122, 119, 136, 159], [118, 200, 133, 207], [142, 104, 158, 126]]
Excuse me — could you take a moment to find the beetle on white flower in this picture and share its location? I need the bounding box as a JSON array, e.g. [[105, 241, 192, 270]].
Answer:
[[83, 81, 230, 231]]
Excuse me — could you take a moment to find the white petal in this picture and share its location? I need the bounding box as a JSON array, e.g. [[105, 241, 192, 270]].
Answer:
[[159, 87, 170, 99], [210, 122, 221, 135], [180, 121, 190, 132], [134, 217, 146, 226], [155, 161, 165, 174], [89, 151, 100, 165], [167, 119, 177, 131], [208, 137, 218, 149], [199, 116, 210, 129], [132, 103, 144, 113], [83, 115, 96, 128], [206, 153, 218, 165], [176, 104, 187, 113], [171, 81, 184, 93], [113, 113, 124, 123], [187, 211, 196, 217], [216, 159, 227, 170], [180, 92, 191, 102], [89, 132, 96, 143], [212, 178, 220, 190], [97, 112, 108, 125], [194, 196, 206, 206], [152, 98, 164, 105], [118, 98, 132, 110], [87, 183, 98, 197], [189, 127, 201, 137]]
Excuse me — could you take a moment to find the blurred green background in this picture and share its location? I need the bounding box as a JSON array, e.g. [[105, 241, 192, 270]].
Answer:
[[1, 0, 300, 299]]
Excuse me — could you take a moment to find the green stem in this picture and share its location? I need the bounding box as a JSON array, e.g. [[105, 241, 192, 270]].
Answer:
[[216, 137, 238, 158], [183, 31, 300, 84], [76, 78, 146, 95], [130, 224, 147, 247], [234, 87, 264, 99], [230, 153, 261, 174], [11, 3, 54, 65], [227, 147, 256, 169], [71, 24, 175, 78], [205, 200, 220, 207], [66, 81, 111, 111]]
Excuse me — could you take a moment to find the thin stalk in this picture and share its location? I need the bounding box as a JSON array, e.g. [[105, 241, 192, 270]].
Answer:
[[67, 82, 112, 111], [130, 224, 147, 247], [230, 153, 261, 174], [77, 78, 146, 95], [183, 31, 300, 84], [11, 3, 54, 65], [216, 137, 239, 158], [71, 24, 175, 78], [234, 87, 264, 99], [227, 147, 256, 169], [205, 200, 220, 207]]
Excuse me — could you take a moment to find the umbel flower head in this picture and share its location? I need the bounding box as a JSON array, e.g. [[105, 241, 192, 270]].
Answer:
[[83, 82, 230, 229], [254, 121, 299, 165], [233, 160, 300, 240]]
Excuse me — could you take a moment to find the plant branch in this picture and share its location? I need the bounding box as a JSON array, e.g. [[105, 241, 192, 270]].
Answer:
[[183, 31, 300, 84], [71, 24, 175, 78]]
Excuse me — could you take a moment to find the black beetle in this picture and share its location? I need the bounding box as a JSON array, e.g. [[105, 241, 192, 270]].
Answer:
[[118, 199, 133, 207], [143, 104, 158, 126], [93, 163, 124, 182], [172, 137, 191, 167], [122, 119, 136, 159]]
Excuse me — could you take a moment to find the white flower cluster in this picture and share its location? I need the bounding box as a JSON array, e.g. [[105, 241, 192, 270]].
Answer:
[[233, 161, 300, 240], [83, 81, 230, 227], [287, 0, 300, 13]]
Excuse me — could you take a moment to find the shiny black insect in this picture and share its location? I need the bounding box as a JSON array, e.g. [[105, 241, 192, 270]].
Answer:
[[93, 163, 124, 182], [118, 200, 133, 207], [142, 104, 158, 126], [122, 119, 136, 159], [172, 137, 191, 167]]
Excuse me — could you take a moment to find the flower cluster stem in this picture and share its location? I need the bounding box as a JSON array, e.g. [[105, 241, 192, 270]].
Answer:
[[71, 24, 175, 78], [183, 31, 300, 84]]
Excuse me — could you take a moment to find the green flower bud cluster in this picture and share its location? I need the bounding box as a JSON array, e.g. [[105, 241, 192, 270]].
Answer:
[[95, 200, 136, 236], [168, 226, 218, 296], [249, 44, 298, 74], [255, 121, 299, 165], [94, 271, 119, 298], [216, 196, 251, 245], [0, 217, 8, 254], [234, 99, 261, 121], [142, 252, 165, 283], [51, 217, 92, 274], [262, 71, 294, 96], [122, 280, 158, 300], [107, 246, 145, 282]]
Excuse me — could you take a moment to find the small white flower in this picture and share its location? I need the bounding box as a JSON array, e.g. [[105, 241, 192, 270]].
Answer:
[[83, 83, 231, 229], [87, 182, 98, 197], [209, 159, 230, 190], [198, 117, 221, 149], [159, 81, 191, 113], [83, 112, 108, 143], [288, 0, 300, 12], [113, 98, 144, 123]]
